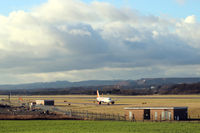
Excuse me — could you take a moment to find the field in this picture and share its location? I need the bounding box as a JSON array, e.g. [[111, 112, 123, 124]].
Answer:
[[1, 95, 200, 133], [2, 95, 200, 118], [1, 95, 200, 118], [0, 120, 200, 133]]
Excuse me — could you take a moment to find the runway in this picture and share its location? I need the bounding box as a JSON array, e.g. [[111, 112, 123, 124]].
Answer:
[[56, 102, 130, 106], [115, 97, 200, 99], [25, 96, 200, 99]]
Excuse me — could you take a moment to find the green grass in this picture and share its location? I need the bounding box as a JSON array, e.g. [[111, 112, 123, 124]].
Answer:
[[0, 120, 200, 133]]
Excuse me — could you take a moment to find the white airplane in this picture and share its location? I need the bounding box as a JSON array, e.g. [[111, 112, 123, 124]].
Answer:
[[97, 90, 115, 105]]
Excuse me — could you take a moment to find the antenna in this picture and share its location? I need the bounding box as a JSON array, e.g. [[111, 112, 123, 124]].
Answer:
[[8, 91, 11, 103]]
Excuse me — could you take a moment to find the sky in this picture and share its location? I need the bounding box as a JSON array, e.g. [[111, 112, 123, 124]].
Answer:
[[0, 0, 200, 84]]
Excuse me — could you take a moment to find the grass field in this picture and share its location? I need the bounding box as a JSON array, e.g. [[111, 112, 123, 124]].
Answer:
[[1, 95, 200, 118], [1, 95, 200, 133], [0, 120, 200, 133]]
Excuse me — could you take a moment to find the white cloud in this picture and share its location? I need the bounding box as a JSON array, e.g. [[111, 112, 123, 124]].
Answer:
[[152, 30, 159, 38], [176, 15, 200, 48], [0, 0, 200, 84], [184, 15, 196, 24]]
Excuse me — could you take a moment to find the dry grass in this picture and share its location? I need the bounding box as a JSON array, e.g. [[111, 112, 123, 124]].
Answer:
[[1, 95, 200, 118]]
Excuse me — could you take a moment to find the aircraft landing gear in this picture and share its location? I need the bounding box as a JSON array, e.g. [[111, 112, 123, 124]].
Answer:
[[98, 102, 101, 105]]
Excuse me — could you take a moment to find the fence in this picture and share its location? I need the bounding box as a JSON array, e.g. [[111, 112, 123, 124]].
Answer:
[[36, 105, 200, 122], [65, 109, 126, 121], [188, 115, 200, 121], [36, 105, 126, 121]]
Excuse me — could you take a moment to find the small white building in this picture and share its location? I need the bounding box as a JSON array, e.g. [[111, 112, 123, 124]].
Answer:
[[35, 100, 54, 106]]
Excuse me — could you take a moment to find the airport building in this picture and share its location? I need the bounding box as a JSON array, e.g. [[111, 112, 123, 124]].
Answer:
[[124, 107, 188, 121], [35, 100, 54, 106]]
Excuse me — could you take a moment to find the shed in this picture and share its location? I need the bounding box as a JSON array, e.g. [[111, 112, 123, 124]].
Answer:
[[35, 100, 54, 106], [124, 107, 188, 121]]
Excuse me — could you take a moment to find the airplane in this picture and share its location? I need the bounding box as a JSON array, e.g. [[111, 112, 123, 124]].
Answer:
[[97, 90, 115, 105]]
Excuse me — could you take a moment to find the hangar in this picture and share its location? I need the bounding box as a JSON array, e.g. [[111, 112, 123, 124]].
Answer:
[[124, 107, 188, 121]]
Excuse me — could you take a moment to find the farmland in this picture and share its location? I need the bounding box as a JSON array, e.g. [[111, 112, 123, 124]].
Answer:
[[0, 120, 200, 133]]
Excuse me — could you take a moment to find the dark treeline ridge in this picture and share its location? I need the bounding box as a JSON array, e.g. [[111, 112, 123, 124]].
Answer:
[[0, 82, 200, 95]]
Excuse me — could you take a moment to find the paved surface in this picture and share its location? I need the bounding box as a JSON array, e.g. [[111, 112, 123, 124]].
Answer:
[[56, 102, 130, 106], [10, 96, 200, 99], [124, 96, 198, 99]]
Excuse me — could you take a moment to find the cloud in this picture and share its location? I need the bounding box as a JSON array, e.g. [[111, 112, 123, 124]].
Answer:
[[176, 15, 200, 48], [184, 15, 196, 24], [0, 0, 200, 84], [176, 0, 186, 5]]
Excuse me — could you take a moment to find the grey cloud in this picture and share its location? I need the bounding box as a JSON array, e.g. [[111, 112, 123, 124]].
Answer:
[[0, 0, 200, 84]]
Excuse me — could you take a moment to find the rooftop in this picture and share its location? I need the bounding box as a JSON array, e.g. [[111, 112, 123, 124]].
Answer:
[[124, 107, 188, 110]]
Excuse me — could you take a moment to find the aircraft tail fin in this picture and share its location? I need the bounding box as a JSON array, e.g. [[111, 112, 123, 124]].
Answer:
[[97, 90, 100, 98], [18, 97, 23, 101]]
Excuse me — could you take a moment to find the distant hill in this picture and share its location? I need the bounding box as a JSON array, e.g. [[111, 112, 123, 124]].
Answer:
[[137, 78, 200, 85], [0, 80, 122, 90], [1, 77, 200, 90], [158, 82, 200, 94], [136, 78, 200, 86]]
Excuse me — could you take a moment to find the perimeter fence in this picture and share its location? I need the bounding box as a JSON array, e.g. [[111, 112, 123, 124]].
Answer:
[[65, 109, 126, 121], [37, 105, 126, 121], [36, 105, 200, 122]]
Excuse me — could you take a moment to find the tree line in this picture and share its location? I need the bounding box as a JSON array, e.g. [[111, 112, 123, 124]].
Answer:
[[0, 82, 200, 95]]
